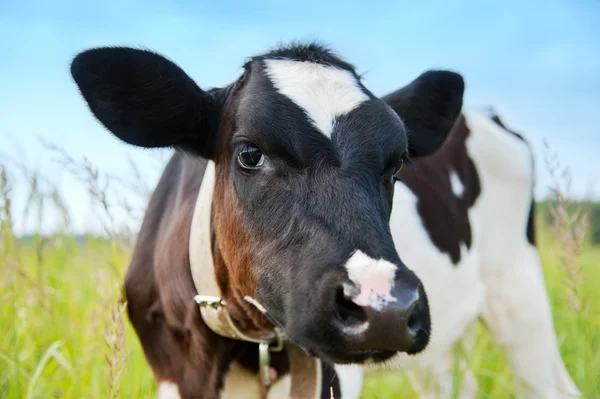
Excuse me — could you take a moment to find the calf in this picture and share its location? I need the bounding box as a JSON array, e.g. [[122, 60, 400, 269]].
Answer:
[[70, 43, 579, 398]]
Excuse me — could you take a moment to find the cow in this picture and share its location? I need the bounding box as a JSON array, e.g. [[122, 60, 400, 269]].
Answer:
[[70, 42, 579, 398]]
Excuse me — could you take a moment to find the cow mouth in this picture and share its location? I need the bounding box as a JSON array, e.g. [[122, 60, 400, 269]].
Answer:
[[302, 346, 397, 365]]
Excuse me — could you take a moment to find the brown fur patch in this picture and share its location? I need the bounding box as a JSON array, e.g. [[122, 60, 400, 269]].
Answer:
[[396, 114, 481, 264], [211, 82, 274, 334]]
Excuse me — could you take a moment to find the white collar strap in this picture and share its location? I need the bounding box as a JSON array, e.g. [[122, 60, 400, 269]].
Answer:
[[189, 160, 283, 346]]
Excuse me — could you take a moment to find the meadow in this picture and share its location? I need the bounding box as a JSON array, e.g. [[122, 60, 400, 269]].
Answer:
[[1, 147, 598, 399]]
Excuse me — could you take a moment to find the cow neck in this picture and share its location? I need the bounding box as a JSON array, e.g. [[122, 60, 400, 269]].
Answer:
[[189, 160, 322, 398]]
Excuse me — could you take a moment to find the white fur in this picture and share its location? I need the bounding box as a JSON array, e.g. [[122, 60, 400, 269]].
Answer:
[[360, 110, 579, 398], [264, 59, 368, 138], [219, 361, 294, 399], [463, 111, 580, 398], [449, 169, 465, 197], [157, 382, 181, 399], [219, 361, 266, 399], [334, 364, 364, 399], [339, 319, 369, 336], [364, 180, 485, 399], [267, 375, 292, 399], [344, 250, 398, 311]]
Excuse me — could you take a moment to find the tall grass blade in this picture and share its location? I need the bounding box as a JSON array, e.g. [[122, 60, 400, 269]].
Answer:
[[26, 340, 71, 399]]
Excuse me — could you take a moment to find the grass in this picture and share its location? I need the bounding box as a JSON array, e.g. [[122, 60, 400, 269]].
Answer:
[[0, 235, 154, 399], [1, 147, 599, 398]]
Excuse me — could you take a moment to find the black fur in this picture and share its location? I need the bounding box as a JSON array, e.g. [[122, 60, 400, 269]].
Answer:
[[71, 42, 465, 366], [488, 110, 536, 245], [321, 363, 341, 398], [251, 41, 358, 74], [70, 47, 223, 159], [382, 70, 465, 157]]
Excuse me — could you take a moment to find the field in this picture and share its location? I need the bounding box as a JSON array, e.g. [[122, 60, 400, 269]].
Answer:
[[1, 153, 599, 398]]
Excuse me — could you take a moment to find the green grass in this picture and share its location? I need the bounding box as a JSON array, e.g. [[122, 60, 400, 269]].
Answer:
[[1, 221, 599, 398], [1, 235, 155, 399]]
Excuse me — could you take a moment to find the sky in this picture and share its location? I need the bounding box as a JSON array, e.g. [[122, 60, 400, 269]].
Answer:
[[1, 0, 599, 235]]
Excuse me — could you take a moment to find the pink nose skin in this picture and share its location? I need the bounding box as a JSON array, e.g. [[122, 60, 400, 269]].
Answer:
[[344, 250, 398, 310]]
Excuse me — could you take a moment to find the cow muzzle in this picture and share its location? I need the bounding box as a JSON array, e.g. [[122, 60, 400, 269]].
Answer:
[[287, 264, 431, 365], [332, 281, 430, 356]]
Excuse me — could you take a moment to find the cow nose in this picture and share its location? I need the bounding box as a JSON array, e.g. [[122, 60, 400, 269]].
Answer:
[[333, 283, 426, 354]]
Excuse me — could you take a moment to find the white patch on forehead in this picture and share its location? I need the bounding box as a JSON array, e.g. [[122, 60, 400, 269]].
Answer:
[[263, 59, 369, 138], [344, 250, 397, 310], [449, 170, 464, 198], [158, 381, 181, 399]]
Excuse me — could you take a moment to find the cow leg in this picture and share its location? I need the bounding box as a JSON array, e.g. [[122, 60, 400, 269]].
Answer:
[[462, 111, 580, 397], [480, 244, 580, 398]]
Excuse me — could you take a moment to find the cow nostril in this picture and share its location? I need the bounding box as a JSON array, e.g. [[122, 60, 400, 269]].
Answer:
[[406, 298, 422, 336], [334, 286, 367, 328]]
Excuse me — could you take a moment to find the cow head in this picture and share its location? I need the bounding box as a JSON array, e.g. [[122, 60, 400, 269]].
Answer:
[[70, 43, 464, 365]]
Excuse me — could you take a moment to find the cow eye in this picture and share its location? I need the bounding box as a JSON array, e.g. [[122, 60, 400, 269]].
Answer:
[[237, 144, 264, 170]]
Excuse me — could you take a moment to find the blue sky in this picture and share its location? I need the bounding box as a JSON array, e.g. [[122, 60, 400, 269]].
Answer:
[[1, 0, 599, 234]]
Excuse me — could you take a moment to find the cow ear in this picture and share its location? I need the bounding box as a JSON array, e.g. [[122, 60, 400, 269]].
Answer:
[[382, 70, 464, 157], [70, 47, 222, 159]]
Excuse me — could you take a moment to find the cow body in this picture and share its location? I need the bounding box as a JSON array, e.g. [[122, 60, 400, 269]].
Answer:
[[69, 43, 579, 398]]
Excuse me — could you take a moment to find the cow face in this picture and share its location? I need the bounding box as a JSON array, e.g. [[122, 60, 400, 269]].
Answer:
[[70, 43, 464, 365]]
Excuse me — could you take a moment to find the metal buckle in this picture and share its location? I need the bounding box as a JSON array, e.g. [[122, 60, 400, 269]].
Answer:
[[258, 326, 285, 386], [196, 294, 286, 387], [258, 343, 272, 385], [269, 326, 285, 352], [194, 295, 225, 309], [244, 295, 287, 385]]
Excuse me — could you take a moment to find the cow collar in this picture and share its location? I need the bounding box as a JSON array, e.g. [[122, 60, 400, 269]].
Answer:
[[189, 160, 322, 398]]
